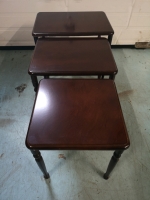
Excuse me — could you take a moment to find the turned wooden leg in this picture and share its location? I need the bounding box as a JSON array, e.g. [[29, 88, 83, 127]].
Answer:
[[98, 75, 104, 79], [101, 75, 104, 79], [44, 75, 49, 79], [103, 150, 124, 180], [109, 74, 115, 80], [108, 34, 113, 45], [34, 37, 38, 44], [31, 150, 50, 179], [30, 75, 38, 92]]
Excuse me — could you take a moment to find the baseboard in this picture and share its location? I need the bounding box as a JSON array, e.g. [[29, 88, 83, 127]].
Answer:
[[0, 45, 135, 50], [0, 46, 35, 50], [111, 45, 135, 49]]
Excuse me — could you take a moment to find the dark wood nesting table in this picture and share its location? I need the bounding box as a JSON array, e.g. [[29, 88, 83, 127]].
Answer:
[[29, 38, 117, 92], [32, 12, 114, 44], [26, 79, 130, 179]]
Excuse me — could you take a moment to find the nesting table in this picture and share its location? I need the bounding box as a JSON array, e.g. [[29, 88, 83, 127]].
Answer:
[[26, 79, 130, 179], [29, 38, 117, 92], [32, 12, 114, 44]]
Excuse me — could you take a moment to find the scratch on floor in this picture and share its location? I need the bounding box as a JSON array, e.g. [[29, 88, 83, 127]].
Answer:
[[0, 153, 4, 158], [0, 95, 11, 103], [118, 89, 134, 98], [0, 165, 21, 187], [58, 154, 66, 160], [85, 180, 98, 186], [0, 118, 16, 127]]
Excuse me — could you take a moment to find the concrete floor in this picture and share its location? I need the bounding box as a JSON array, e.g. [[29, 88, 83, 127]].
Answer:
[[0, 48, 150, 200]]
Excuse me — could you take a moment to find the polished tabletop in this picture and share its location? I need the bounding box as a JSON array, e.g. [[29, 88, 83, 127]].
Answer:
[[32, 12, 114, 37], [26, 79, 130, 150], [29, 38, 117, 76]]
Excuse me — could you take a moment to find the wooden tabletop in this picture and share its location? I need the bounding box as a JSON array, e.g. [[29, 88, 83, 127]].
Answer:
[[32, 12, 114, 37], [29, 38, 117, 76], [26, 79, 130, 150]]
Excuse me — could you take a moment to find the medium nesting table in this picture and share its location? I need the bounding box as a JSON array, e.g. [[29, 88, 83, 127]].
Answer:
[[26, 79, 130, 180], [32, 12, 114, 44], [29, 38, 117, 92]]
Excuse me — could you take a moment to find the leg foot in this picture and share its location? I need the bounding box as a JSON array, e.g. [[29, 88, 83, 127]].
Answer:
[[31, 75, 38, 92], [31, 150, 50, 179], [103, 173, 109, 180], [104, 150, 124, 180]]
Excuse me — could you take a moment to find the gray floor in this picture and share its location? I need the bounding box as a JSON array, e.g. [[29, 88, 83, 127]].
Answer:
[[0, 48, 150, 200]]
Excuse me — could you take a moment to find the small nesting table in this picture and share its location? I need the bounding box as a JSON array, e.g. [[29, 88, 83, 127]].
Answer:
[[26, 79, 130, 179], [32, 12, 114, 44], [29, 38, 117, 92]]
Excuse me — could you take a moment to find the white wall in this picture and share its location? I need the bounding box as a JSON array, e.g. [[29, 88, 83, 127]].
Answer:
[[0, 0, 150, 46]]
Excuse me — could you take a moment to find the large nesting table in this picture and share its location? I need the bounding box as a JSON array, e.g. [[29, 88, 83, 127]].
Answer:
[[26, 79, 130, 179]]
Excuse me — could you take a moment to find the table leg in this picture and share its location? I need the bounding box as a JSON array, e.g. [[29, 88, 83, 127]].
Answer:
[[44, 76, 49, 79], [34, 37, 38, 44], [103, 150, 124, 180], [109, 74, 115, 80], [98, 75, 104, 79], [108, 34, 113, 45], [31, 150, 50, 179], [31, 75, 38, 92]]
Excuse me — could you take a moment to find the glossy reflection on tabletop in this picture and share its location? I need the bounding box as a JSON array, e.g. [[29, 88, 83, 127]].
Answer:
[[26, 79, 129, 150]]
